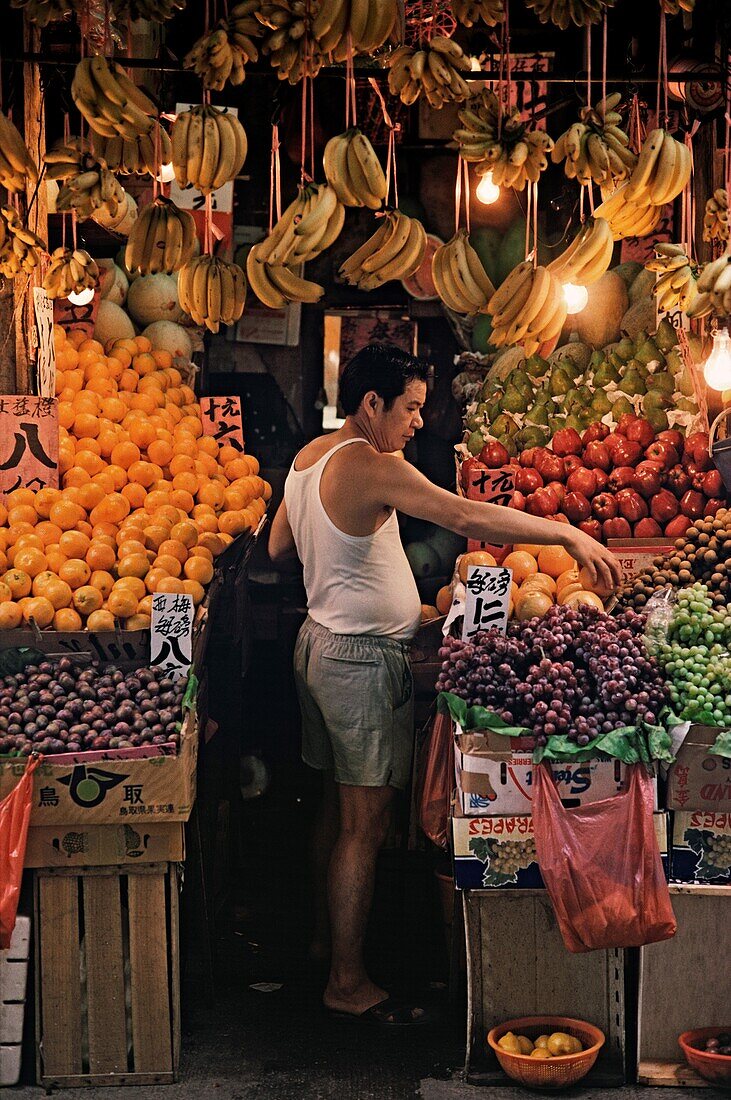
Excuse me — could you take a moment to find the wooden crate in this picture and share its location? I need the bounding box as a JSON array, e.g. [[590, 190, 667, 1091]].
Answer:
[[637, 885, 730, 1088], [34, 863, 180, 1088], [463, 890, 627, 1086]]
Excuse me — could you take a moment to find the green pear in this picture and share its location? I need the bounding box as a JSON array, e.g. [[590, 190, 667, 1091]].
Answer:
[[517, 425, 549, 449], [666, 348, 683, 375], [563, 387, 581, 411], [593, 361, 621, 386], [676, 397, 698, 413], [498, 434, 517, 457], [590, 391, 612, 416], [492, 413, 519, 438], [645, 407, 669, 432], [534, 385, 552, 405], [655, 317, 678, 353], [502, 386, 530, 413], [578, 407, 596, 428], [589, 349, 605, 370], [548, 415, 566, 434], [465, 413, 484, 432], [677, 370, 695, 398], [615, 336, 636, 360], [576, 385, 594, 406], [467, 430, 486, 455], [643, 390, 671, 414], [647, 371, 674, 398], [611, 395, 635, 420], [525, 354, 549, 378], [487, 398, 503, 422], [508, 368, 534, 396], [525, 402, 549, 426], [635, 338, 662, 365], [563, 412, 583, 431], [621, 367, 647, 396], [549, 367, 573, 396]]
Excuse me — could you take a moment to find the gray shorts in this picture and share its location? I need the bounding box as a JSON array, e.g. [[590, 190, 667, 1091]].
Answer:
[[293, 616, 414, 789]]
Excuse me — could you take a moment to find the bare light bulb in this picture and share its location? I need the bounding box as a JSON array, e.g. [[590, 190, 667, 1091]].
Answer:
[[67, 286, 95, 307], [703, 328, 731, 391], [476, 172, 500, 205], [157, 161, 176, 184], [563, 282, 589, 315]]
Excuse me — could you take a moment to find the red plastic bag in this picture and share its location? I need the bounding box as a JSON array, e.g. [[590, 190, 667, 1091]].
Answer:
[[418, 710, 454, 850], [0, 755, 40, 949], [532, 762, 676, 953]]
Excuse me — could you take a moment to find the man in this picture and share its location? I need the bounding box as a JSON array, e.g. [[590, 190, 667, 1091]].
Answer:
[[269, 343, 621, 1026]]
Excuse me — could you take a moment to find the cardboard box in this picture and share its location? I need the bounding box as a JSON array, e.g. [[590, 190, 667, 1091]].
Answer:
[[607, 537, 672, 585], [0, 709, 197, 827], [23, 821, 185, 868], [670, 810, 731, 885], [452, 811, 543, 889], [654, 812, 670, 879], [454, 726, 634, 815], [666, 725, 731, 812]]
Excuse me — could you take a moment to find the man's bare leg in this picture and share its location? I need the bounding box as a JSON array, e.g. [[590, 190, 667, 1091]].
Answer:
[[323, 783, 395, 1015], [308, 770, 339, 964]]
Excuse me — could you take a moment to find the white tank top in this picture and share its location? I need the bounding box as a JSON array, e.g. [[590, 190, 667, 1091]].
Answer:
[[284, 438, 422, 641]]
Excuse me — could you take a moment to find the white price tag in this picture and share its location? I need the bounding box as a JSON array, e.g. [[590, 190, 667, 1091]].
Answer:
[[462, 566, 513, 642], [33, 287, 56, 398], [169, 103, 238, 214], [150, 593, 194, 681]]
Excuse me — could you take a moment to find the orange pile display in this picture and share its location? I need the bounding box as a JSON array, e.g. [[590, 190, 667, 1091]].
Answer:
[[0, 327, 270, 632]]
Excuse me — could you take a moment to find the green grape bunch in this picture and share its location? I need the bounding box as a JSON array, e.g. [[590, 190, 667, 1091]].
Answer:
[[705, 832, 731, 870], [488, 837, 537, 874]]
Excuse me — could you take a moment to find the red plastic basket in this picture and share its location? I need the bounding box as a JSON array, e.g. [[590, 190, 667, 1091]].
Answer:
[[679, 1028, 731, 1086], [486, 1016, 605, 1090]]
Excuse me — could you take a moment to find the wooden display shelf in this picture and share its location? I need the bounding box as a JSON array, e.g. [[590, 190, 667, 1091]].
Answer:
[[637, 1061, 709, 1088], [463, 889, 627, 1086], [34, 862, 180, 1088]]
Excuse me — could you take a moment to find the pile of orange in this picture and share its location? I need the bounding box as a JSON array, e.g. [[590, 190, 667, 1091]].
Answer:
[[0, 326, 270, 632], [431, 545, 604, 623]]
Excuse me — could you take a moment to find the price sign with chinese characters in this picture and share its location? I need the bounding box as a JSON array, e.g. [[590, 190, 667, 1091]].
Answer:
[[0, 396, 59, 499], [462, 566, 513, 642], [33, 287, 56, 398], [200, 395, 244, 451], [53, 290, 100, 339], [462, 462, 516, 556], [151, 593, 195, 681]]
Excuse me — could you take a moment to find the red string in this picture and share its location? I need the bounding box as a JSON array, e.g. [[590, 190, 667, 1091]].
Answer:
[[525, 183, 531, 257], [655, 11, 668, 126], [309, 75, 315, 181], [463, 159, 470, 235], [724, 63, 731, 203], [585, 24, 591, 109], [601, 12, 607, 111], [368, 76, 399, 207], [532, 181, 538, 266], [269, 124, 281, 232]]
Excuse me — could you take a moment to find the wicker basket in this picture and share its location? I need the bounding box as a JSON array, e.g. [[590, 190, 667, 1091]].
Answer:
[[486, 1015, 605, 1090], [679, 1028, 731, 1086]]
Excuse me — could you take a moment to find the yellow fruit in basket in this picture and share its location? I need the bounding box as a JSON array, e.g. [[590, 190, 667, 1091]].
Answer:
[[0, 602, 22, 629], [534, 1035, 550, 1049], [516, 1035, 535, 1054], [86, 609, 116, 631], [564, 590, 604, 611], [502, 551, 538, 584], [498, 1032, 522, 1054], [458, 550, 497, 583], [547, 1033, 583, 1056], [515, 589, 553, 620], [520, 572, 556, 597], [556, 568, 580, 594], [537, 545, 577, 578], [23, 596, 54, 628], [558, 582, 584, 604], [530, 1047, 552, 1059], [53, 608, 83, 631]]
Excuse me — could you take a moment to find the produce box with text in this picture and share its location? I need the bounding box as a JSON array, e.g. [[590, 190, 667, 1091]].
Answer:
[[670, 811, 731, 884], [452, 810, 543, 889], [666, 725, 731, 812]]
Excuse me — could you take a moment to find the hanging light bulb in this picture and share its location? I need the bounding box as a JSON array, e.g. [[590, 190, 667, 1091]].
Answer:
[[156, 162, 176, 184], [476, 172, 500, 205], [703, 328, 731, 391], [67, 286, 95, 307], [563, 282, 589, 315]]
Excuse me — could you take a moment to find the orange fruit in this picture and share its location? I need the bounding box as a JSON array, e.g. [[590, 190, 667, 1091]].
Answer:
[[158, 539, 188, 564], [7, 488, 35, 508], [13, 547, 48, 578], [181, 579, 205, 605], [59, 558, 92, 589], [59, 530, 91, 559], [45, 546, 68, 573], [22, 596, 54, 628], [118, 553, 150, 579], [6, 523, 35, 546], [128, 419, 156, 449], [155, 576, 185, 594], [198, 532, 224, 556], [34, 487, 61, 518], [122, 482, 148, 509], [86, 540, 117, 571], [90, 569, 115, 599], [125, 612, 152, 630], [195, 511, 219, 534], [49, 499, 86, 531], [77, 483, 107, 511], [556, 568, 581, 594], [0, 602, 22, 629], [115, 576, 147, 599], [53, 608, 83, 631], [85, 608, 115, 630], [154, 554, 182, 577], [144, 567, 169, 593], [169, 489, 194, 514], [147, 439, 174, 467], [223, 458, 249, 481], [515, 589, 554, 621], [184, 556, 213, 584], [502, 551, 539, 585], [72, 585, 103, 615], [8, 504, 39, 527], [190, 545, 214, 563], [0, 582, 10, 603], [127, 460, 158, 488], [457, 550, 498, 583], [218, 510, 248, 537], [91, 493, 130, 526], [137, 594, 153, 616], [107, 587, 138, 618], [536, 545, 578, 579], [170, 454, 196, 476], [37, 576, 73, 610], [170, 520, 198, 548]]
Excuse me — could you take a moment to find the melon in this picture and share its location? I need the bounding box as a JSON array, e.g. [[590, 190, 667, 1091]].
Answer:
[[426, 527, 466, 574], [470, 312, 493, 354], [405, 541, 440, 579], [94, 192, 137, 236], [142, 320, 193, 362], [628, 266, 656, 303], [126, 273, 183, 327], [569, 270, 629, 348], [98, 261, 129, 306], [401, 233, 441, 300], [620, 296, 656, 342], [94, 299, 135, 345]]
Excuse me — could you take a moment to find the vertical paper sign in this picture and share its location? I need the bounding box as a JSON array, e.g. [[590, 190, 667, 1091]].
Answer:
[[200, 396, 244, 451], [151, 593, 195, 681], [53, 291, 100, 340], [654, 242, 690, 333], [33, 287, 56, 398], [462, 566, 513, 642], [0, 396, 59, 499], [462, 462, 516, 557]]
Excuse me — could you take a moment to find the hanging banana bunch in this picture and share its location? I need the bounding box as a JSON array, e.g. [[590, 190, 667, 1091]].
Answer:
[[171, 105, 247, 195], [487, 261, 568, 357], [450, 0, 504, 26], [0, 110, 39, 192], [687, 253, 731, 320], [453, 90, 553, 190], [432, 230, 495, 315], [111, 0, 186, 19], [255, 185, 345, 267], [547, 217, 615, 285], [45, 138, 126, 220], [339, 211, 427, 290], [624, 128, 692, 206], [91, 123, 172, 176], [703, 188, 728, 244], [551, 93, 637, 187], [246, 244, 325, 307], [386, 38, 473, 108], [0, 207, 46, 278], [256, 0, 325, 84], [9, 0, 80, 24], [124, 197, 197, 276], [323, 130, 387, 209], [660, 0, 694, 13], [178, 254, 247, 332], [312, 0, 399, 60], [71, 56, 157, 140], [594, 183, 663, 241], [646, 243, 699, 313], [184, 2, 262, 91], [43, 247, 99, 300], [524, 0, 616, 30]]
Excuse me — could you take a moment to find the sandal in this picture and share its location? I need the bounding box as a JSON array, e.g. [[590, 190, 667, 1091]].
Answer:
[[325, 996, 428, 1027]]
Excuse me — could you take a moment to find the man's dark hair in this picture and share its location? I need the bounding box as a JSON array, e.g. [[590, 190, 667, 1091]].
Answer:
[[339, 343, 429, 416]]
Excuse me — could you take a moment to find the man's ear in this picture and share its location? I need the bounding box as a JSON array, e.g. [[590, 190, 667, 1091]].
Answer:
[[362, 390, 380, 417]]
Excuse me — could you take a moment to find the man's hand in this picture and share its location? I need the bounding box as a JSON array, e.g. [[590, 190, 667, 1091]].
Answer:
[[565, 529, 623, 594]]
